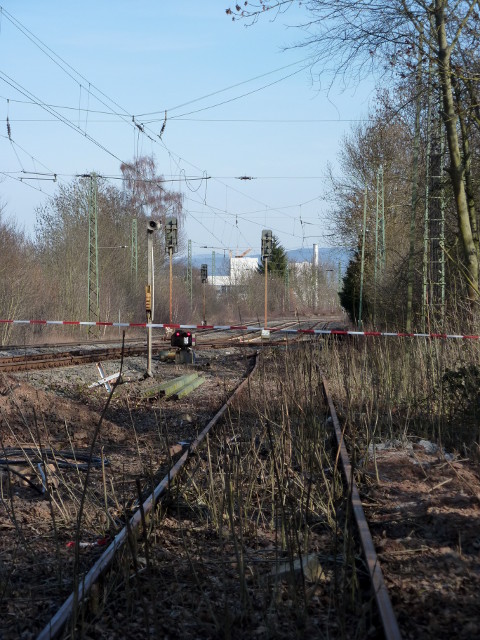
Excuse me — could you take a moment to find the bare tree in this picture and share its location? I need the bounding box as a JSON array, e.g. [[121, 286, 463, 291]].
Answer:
[[0, 206, 35, 344], [120, 155, 185, 256]]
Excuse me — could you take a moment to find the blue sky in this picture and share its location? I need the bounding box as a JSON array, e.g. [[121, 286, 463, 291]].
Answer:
[[0, 1, 376, 258]]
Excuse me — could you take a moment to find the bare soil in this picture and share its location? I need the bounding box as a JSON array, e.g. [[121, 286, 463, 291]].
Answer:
[[0, 348, 253, 639], [363, 443, 480, 639]]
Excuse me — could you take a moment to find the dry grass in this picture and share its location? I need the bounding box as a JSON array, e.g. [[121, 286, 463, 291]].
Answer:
[[323, 335, 480, 458], [6, 335, 479, 637], [69, 344, 377, 639]]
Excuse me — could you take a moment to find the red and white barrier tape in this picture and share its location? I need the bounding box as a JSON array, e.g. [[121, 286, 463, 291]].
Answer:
[[0, 318, 479, 340]]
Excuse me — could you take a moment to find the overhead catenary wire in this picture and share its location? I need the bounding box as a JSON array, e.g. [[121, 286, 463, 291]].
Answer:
[[135, 55, 315, 117], [0, 9, 316, 219], [1, 6, 329, 245], [0, 6, 340, 250], [163, 62, 313, 121], [1, 60, 310, 248], [0, 70, 126, 164], [0, 6, 134, 126], [3, 115, 373, 124]]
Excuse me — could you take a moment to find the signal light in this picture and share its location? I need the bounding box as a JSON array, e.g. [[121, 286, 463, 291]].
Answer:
[[261, 229, 273, 258], [171, 330, 193, 349], [165, 217, 178, 253]]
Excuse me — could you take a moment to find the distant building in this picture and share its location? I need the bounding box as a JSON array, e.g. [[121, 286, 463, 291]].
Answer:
[[208, 256, 259, 290]]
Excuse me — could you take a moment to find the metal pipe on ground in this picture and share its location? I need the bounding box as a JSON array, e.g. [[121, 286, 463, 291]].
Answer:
[[173, 376, 205, 399], [141, 373, 198, 399]]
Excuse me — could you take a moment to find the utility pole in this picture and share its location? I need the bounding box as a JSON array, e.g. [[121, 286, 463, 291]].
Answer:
[[87, 174, 99, 338], [201, 264, 208, 325], [131, 218, 138, 282], [422, 59, 433, 332], [358, 187, 367, 329], [429, 104, 446, 327], [313, 243, 318, 312], [146, 219, 161, 377], [422, 67, 446, 331], [374, 165, 385, 326], [187, 239, 192, 308], [165, 217, 178, 323], [406, 29, 423, 332], [284, 263, 289, 314]]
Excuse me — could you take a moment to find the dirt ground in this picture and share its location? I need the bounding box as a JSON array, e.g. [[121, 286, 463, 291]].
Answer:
[[363, 442, 480, 639], [0, 346, 479, 638], [0, 348, 253, 639]]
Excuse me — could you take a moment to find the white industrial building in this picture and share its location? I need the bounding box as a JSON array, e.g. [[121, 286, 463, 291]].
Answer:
[[206, 245, 321, 291], [207, 255, 259, 289]]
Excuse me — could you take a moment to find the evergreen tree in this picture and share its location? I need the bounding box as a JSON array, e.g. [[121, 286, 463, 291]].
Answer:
[[339, 248, 371, 325]]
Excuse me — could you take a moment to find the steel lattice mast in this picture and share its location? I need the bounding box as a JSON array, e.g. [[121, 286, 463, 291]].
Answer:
[[187, 239, 192, 307], [87, 174, 99, 336], [422, 82, 446, 331], [131, 218, 138, 282]]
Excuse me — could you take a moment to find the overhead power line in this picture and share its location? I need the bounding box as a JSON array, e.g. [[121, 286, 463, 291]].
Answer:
[[169, 118, 373, 123], [134, 56, 314, 117], [2, 115, 372, 125], [168, 63, 312, 120], [0, 6, 333, 249], [0, 70, 125, 163], [0, 6, 133, 125]]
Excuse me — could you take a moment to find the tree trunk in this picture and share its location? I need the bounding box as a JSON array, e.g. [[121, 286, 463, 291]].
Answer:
[[406, 33, 423, 332], [435, 1, 479, 301], [453, 81, 479, 258]]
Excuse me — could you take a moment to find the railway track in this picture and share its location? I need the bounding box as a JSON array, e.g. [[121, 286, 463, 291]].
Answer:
[[36, 353, 260, 640], [0, 344, 150, 373], [0, 319, 338, 373], [0, 343, 403, 639], [322, 377, 401, 640]]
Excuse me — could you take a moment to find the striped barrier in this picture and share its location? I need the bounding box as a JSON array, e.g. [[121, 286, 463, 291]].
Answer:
[[0, 318, 479, 340]]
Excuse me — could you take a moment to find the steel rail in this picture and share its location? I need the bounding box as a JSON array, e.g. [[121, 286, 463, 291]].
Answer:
[[0, 337, 154, 352], [0, 344, 151, 372], [197, 320, 329, 346], [37, 353, 259, 640], [322, 377, 402, 640]]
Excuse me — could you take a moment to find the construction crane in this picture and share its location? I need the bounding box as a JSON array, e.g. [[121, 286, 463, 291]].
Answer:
[[235, 248, 252, 258]]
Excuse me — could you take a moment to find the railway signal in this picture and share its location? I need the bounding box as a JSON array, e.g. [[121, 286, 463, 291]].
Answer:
[[165, 217, 178, 254], [171, 330, 194, 364], [146, 219, 161, 377], [261, 229, 273, 259]]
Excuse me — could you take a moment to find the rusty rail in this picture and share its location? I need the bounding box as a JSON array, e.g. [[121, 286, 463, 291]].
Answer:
[[37, 353, 258, 640], [322, 377, 402, 640], [0, 345, 149, 372]]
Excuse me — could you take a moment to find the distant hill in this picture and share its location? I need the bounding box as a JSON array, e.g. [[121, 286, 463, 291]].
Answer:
[[285, 247, 351, 270], [186, 247, 351, 276]]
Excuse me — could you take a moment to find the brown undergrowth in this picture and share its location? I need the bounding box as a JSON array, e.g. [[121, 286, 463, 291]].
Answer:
[[323, 336, 480, 639], [71, 345, 377, 639]]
